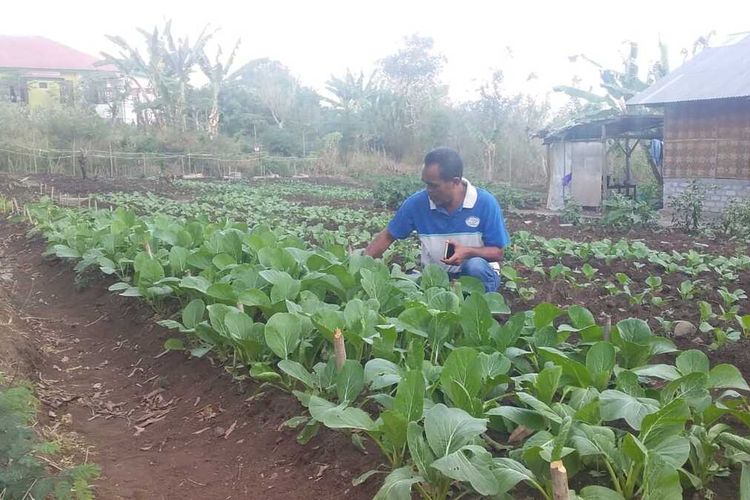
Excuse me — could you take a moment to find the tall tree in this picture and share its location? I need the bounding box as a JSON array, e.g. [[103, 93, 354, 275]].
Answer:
[[231, 59, 299, 129], [380, 34, 446, 130], [461, 71, 549, 184]]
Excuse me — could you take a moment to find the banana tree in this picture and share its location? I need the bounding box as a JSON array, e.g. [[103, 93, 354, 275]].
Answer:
[[98, 20, 215, 131], [197, 39, 240, 139]]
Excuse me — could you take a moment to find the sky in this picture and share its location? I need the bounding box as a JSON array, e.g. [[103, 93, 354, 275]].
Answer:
[[2, 0, 749, 105]]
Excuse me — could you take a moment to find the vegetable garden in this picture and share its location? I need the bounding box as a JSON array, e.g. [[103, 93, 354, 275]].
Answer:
[[6, 176, 750, 499]]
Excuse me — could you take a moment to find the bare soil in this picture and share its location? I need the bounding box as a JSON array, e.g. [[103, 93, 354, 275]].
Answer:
[[504, 212, 749, 256], [0, 219, 381, 500]]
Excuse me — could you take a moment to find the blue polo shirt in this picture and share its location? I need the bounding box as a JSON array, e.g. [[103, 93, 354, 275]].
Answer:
[[387, 179, 511, 272]]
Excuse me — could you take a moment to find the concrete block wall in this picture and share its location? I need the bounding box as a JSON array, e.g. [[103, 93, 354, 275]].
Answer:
[[664, 178, 750, 213]]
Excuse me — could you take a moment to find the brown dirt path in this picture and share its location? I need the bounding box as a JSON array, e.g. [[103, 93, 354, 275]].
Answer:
[[0, 220, 381, 500]]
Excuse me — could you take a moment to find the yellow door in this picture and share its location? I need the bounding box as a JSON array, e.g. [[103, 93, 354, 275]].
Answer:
[[27, 80, 61, 108]]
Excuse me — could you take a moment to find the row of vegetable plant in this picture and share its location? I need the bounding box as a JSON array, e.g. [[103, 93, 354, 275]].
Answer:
[[24, 199, 750, 499]]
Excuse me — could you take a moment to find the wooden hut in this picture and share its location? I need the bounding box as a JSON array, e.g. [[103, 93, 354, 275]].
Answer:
[[628, 32, 750, 212]]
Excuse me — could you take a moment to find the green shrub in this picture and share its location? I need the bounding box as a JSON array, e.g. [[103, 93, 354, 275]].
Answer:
[[372, 176, 424, 209], [669, 180, 715, 233], [560, 195, 583, 225], [716, 198, 750, 238], [0, 379, 100, 499], [481, 183, 544, 209], [636, 182, 663, 208], [371, 177, 543, 211], [601, 193, 658, 229], [261, 157, 295, 177]]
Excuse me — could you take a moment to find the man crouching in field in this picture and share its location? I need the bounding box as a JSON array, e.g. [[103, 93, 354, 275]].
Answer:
[[365, 147, 510, 292]]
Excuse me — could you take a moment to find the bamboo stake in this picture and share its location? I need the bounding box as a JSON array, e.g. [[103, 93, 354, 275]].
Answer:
[[109, 143, 114, 178], [333, 328, 346, 371], [550, 461, 570, 500], [603, 313, 612, 342]]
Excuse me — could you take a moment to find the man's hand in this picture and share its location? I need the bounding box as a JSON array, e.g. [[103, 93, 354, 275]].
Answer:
[[440, 240, 505, 266], [441, 239, 472, 266]]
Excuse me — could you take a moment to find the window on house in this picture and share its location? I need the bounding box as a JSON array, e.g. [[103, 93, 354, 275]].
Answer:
[[38, 82, 48, 89]]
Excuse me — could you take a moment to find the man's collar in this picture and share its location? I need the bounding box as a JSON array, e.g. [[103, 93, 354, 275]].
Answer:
[[429, 178, 478, 210]]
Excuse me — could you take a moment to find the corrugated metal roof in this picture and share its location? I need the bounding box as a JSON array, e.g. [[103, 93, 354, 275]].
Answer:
[[540, 114, 663, 144], [628, 32, 750, 106], [0, 36, 116, 72]]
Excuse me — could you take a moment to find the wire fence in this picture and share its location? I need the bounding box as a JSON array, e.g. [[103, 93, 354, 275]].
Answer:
[[0, 142, 321, 179]]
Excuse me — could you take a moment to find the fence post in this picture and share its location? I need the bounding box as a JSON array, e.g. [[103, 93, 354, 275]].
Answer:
[[109, 143, 114, 178]]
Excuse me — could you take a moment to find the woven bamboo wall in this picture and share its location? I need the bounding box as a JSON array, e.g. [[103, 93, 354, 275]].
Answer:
[[664, 99, 750, 180]]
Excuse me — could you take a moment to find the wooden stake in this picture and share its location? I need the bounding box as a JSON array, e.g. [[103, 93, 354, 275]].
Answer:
[[603, 313, 612, 342], [550, 461, 570, 500], [333, 328, 346, 371], [509, 425, 533, 444]]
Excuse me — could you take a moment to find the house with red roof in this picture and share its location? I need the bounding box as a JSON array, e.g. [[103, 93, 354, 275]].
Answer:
[[0, 35, 124, 114]]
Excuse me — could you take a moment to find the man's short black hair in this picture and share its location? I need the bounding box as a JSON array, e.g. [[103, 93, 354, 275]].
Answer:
[[423, 147, 463, 180]]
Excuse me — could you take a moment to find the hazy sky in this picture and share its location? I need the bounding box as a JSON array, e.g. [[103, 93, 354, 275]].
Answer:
[[3, 0, 749, 103]]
